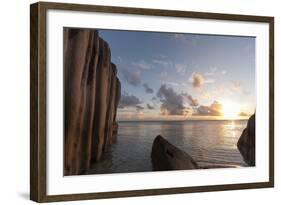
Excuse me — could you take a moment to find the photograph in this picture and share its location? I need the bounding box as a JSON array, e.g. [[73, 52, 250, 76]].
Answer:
[[63, 27, 256, 176]]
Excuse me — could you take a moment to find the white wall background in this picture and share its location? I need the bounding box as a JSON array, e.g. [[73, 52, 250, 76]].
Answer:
[[0, 0, 279, 204]]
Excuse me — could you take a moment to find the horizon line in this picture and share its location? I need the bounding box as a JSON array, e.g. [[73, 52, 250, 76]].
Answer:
[[117, 118, 249, 122]]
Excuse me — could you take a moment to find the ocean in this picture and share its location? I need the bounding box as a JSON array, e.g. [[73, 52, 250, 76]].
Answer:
[[89, 120, 248, 174]]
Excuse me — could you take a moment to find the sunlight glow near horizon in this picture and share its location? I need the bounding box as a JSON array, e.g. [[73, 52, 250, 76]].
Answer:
[[221, 101, 241, 120]]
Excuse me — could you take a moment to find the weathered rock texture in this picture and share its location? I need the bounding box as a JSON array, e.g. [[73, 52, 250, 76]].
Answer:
[[64, 28, 121, 175], [237, 114, 255, 166], [151, 135, 198, 171]]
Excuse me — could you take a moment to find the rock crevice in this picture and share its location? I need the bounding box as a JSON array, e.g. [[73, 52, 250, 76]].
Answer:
[[64, 28, 121, 175]]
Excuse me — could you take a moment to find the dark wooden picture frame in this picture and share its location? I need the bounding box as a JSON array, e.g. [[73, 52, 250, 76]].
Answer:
[[30, 1, 274, 202]]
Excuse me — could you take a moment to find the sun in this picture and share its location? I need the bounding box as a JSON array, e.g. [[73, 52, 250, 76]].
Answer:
[[222, 101, 240, 119]]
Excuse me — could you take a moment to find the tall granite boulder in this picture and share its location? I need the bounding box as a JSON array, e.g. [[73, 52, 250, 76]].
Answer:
[[64, 28, 121, 175], [237, 114, 255, 166], [151, 135, 198, 171]]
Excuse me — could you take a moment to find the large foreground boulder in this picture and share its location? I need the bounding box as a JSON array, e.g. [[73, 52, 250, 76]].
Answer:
[[237, 114, 255, 166], [151, 135, 198, 171]]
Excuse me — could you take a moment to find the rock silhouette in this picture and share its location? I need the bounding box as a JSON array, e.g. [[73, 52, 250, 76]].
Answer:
[[237, 113, 255, 166], [64, 28, 121, 175], [151, 135, 198, 171]]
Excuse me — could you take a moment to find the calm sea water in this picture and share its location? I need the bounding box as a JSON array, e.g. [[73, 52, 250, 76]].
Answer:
[[89, 120, 248, 174]]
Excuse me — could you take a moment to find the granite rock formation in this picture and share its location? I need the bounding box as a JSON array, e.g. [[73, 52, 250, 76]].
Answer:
[[64, 28, 121, 175], [237, 113, 255, 166], [151, 135, 198, 171]]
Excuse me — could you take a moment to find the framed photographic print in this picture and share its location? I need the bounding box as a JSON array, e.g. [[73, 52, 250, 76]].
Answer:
[[30, 1, 274, 202]]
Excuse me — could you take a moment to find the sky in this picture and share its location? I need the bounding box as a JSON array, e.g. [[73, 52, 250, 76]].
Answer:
[[99, 29, 256, 121]]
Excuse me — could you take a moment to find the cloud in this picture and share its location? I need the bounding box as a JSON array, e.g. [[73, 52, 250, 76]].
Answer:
[[185, 107, 194, 116], [195, 101, 223, 116], [239, 111, 249, 117], [147, 104, 154, 109], [118, 93, 142, 108], [205, 67, 217, 76], [182, 93, 199, 107], [172, 33, 198, 46], [136, 105, 145, 110], [200, 91, 210, 99], [192, 73, 205, 88], [143, 83, 154, 93], [152, 59, 171, 67], [166, 82, 180, 87], [122, 68, 141, 86], [175, 64, 186, 74], [205, 78, 215, 83], [187, 95, 199, 107], [204, 72, 213, 76], [189, 72, 215, 88], [132, 60, 151, 70], [156, 84, 187, 115], [205, 66, 227, 77], [231, 81, 242, 92]]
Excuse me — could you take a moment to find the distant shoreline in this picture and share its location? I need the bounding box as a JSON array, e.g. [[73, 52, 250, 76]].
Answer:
[[117, 119, 248, 123]]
